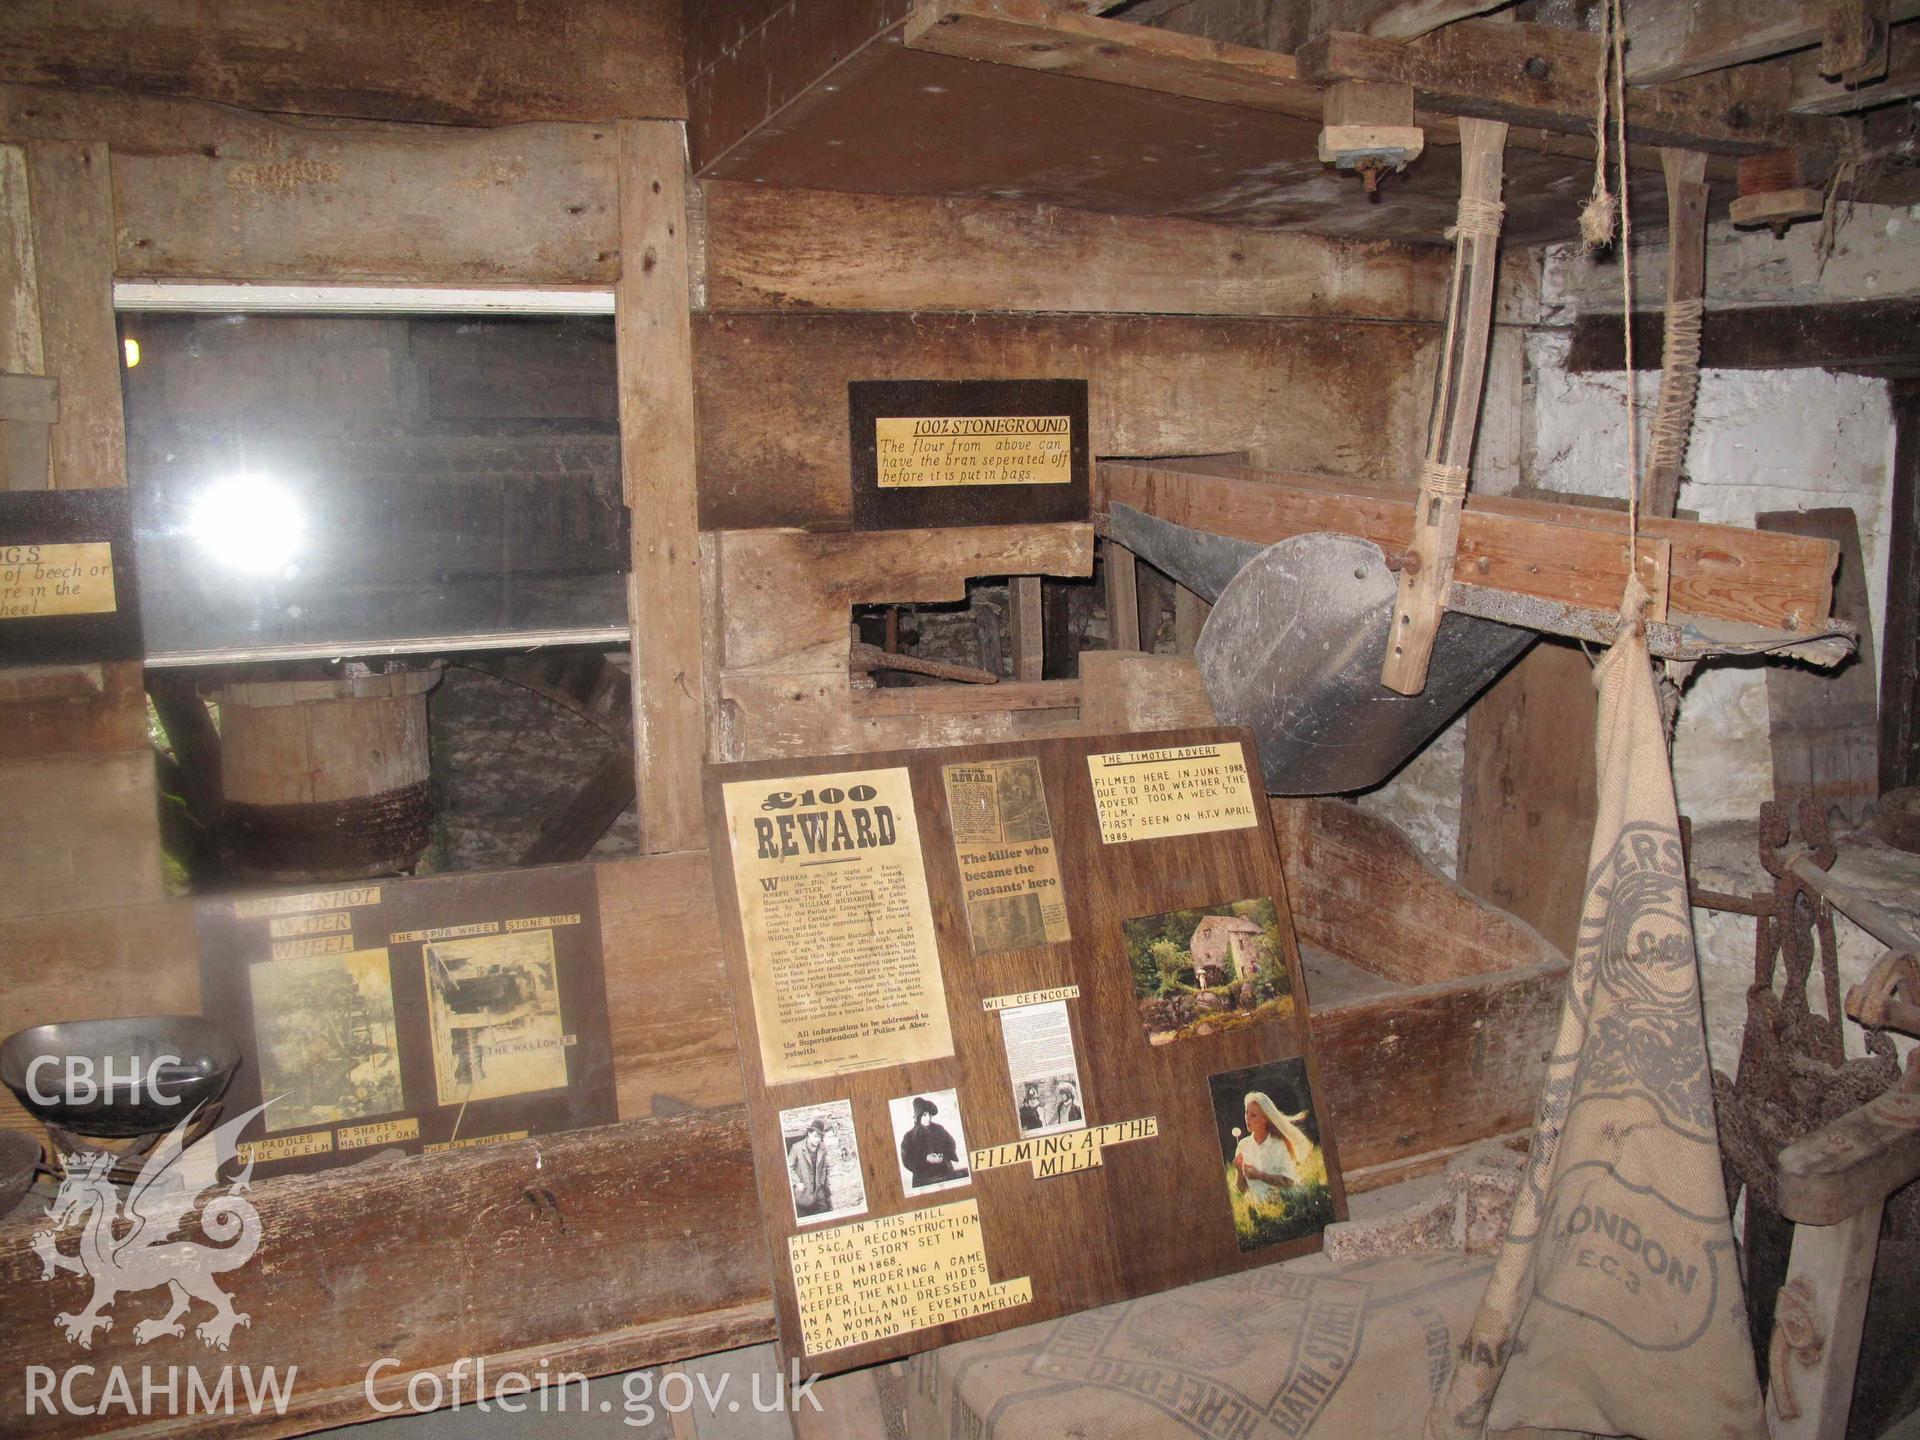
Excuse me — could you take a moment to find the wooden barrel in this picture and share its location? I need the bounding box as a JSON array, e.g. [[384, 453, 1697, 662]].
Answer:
[[212, 668, 440, 882]]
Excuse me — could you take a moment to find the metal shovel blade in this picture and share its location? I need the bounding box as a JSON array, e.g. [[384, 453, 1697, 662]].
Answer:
[[1195, 533, 1535, 795]]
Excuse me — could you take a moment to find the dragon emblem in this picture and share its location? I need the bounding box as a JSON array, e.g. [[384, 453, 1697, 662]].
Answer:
[[31, 1103, 267, 1351]]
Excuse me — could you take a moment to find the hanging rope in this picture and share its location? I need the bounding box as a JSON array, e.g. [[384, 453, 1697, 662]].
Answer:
[[1447, 195, 1506, 243], [1645, 296, 1703, 488], [1580, 0, 1618, 249]]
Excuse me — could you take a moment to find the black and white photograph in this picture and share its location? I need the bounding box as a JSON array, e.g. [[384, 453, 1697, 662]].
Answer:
[[250, 946, 404, 1134], [779, 1098, 867, 1226], [887, 1088, 972, 1196], [998, 998, 1087, 1138], [423, 929, 569, 1106]]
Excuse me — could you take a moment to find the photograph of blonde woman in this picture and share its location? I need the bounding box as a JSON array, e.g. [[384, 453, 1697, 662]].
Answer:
[[1206, 1057, 1335, 1252]]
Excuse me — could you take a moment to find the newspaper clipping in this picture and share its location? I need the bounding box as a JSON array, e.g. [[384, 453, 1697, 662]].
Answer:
[[999, 998, 1086, 1138], [942, 756, 1071, 955], [722, 767, 954, 1086]]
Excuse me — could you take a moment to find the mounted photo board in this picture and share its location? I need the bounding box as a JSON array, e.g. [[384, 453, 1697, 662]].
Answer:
[[0, 488, 142, 666], [196, 864, 616, 1176], [705, 727, 1346, 1374], [848, 377, 1089, 531]]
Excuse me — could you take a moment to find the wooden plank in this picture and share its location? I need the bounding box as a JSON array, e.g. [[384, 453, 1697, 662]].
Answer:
[[1298, 22, 1851, 160], [0, 1112, 775, 1440], [1767, 1201, 1884, 1440], [0, 751, 163, 918], [1077, 651, 1215, 731], [691, 10, 1659, 248], [697, 181, 1456, 322], [1363, 0, 1514, 38], [0, 658, 147, 760], [705, 726, 1349, 1374], [0, 142, 43, 374], [1778, 1088, 1920, 1225], [1758, 509, 1879, 827], [1457, 640, 1597, 958], [903, 0, 1326, 114], [1100, 459, 1839, 633], [1273, 797, 1565, 985], [1626, 0, 1920, 83], [1381, 117, 1504, 695], [1884, 382, 1920, 793], [0, 0, 684, 127], [25, 139, 123, 489], [708, 523, 1093, 760], [521, 749, 638, 865], [1010, 574, 1044, 682], [0, 86, 621, 285], [1566, 298, 1920, 376], [1787, 20, 1920, 111], [696, 314, 1440, 530], [1103, 537, 1142, 650], [619, 121, 706, 856]]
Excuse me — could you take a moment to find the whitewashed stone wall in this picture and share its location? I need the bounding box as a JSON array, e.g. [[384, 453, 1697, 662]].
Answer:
[[1358, 204, 1918, 1063]]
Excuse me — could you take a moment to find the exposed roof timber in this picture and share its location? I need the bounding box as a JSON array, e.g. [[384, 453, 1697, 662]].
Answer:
[[1786, 19, 1920, 112], [906, 3, 1855, 171], [1624, 0, 1920, 84], [1364, 0, 1516, 40], [1296, 22, 1853, 161], [1565, 298, 1920, 378]]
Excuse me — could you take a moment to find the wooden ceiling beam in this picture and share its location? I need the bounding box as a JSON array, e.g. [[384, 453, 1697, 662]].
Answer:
[[908, 3, 1851, 170], [1786, 19, 1920, 112], [1363, 0, 1516, 40], [1565, 298, 1920, 378], [1625, 0, 1920, 85], [1297, 21, 1854, 160]]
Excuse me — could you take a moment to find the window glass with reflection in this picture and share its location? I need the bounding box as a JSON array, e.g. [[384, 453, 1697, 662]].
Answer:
[[121, 313, 629, 662]]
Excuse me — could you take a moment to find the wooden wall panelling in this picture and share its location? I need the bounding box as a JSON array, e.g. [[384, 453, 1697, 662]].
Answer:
[[0, 140, 48, 490], [618, 121, 706, 855], [697, 181, 1465, 322], [0, 0, 686, 128], [695, 315, 1440, 530], [0, 86, 621, 285], [24, 139, 122, 490], [1010, 575, 1043, 682], [0, 1112, 773, 1440], [1456, 639, 1598, 959], [706, 524, 1094, 762]]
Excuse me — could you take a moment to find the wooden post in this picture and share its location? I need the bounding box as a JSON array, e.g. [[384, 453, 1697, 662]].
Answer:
[[617, 121, 706, 855], [24, 140, 124, 490], [1381, 117, 1506, 696], [1641, 148, 1709, 521], [1010, 575, 1044, 681], [1103, 538, 1141, 651], [1173, 583, 1210, 653], [1767, 1201, 1883, 1440], [1883, 381, 1920, 794]]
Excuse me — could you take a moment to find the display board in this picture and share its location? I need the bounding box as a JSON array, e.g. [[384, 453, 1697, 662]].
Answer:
[[847, 378, 1089, 531], [705, 727, 1346, 1373], [0, 488, 142, 666], [197, 865, 616, 1176]]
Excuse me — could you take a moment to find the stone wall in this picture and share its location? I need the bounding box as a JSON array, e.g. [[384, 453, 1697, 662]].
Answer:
[[1355, 202, 1919, 1063]]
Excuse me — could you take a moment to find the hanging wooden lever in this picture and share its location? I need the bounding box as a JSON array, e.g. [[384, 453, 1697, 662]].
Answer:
[[1381, 116, 1507, 696]]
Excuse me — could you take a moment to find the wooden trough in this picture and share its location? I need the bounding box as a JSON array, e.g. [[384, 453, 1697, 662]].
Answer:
[[0, 794, 1563, 1437]]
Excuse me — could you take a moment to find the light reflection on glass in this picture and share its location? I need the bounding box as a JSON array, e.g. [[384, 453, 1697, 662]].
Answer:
[[187, 474, 306, 575]]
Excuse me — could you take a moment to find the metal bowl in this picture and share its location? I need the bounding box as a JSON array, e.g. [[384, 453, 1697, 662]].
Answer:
[[0, 1016, 240, 1139]]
